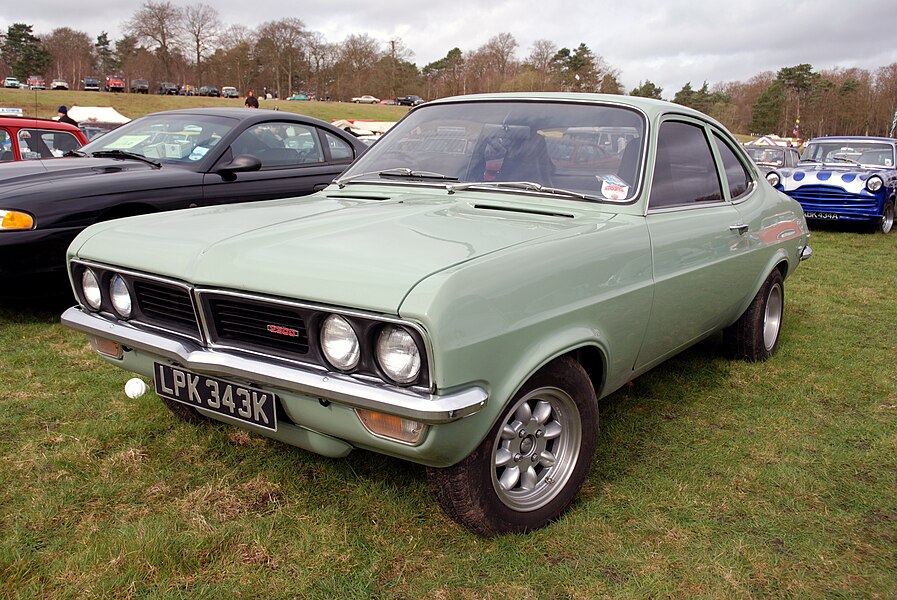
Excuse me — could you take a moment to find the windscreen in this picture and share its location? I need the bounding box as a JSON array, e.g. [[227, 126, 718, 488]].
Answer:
[[340, 100, 647, 202]]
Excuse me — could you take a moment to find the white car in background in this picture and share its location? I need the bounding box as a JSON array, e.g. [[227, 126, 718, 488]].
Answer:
[[351, 95, 380, 104]]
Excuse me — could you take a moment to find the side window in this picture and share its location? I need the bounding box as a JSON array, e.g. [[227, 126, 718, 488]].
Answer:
[[713, 133, 751, 199], [648, 121, 722, 209], [0, 129, 12, 161], [230, 122, 324, 169], [787, 149, 800, 167], [324, 131, 354, 162], [18, 129, 52, 160]]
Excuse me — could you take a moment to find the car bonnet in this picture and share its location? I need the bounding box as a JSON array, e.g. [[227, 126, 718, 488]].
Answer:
[[70, 190, 609, 314]]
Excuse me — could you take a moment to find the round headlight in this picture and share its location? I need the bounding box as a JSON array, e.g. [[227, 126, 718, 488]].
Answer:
[[866, 175, 883, 193], [81, 269, 102, 310], [109, 274, 132, 318], [320, 314, 360, 371], [376, 326, 421, 384], [766, 172, 780, 187]]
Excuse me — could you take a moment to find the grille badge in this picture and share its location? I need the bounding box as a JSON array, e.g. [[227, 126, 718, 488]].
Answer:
[[267, 324, 300, 337]]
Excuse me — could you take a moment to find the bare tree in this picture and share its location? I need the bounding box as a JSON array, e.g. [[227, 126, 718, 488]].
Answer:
[[124, 1, 183, 80], [256, 18, 306, 98], [336, 34, 382, 100], [182, 3, 220, 87], [527, 39, 557, 91], [41, 27, 94, 85]]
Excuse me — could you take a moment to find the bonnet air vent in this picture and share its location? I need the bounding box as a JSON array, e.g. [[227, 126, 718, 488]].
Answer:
[[473, 204, 575, 219]]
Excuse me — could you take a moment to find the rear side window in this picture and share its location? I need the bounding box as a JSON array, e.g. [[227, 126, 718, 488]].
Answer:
[[713, 133, 751, 199], [648, 121, 722, 208], [324, 131, 354, 162]]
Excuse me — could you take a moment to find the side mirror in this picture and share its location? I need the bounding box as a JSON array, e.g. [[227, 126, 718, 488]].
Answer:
[[216, 153, 262, 174]]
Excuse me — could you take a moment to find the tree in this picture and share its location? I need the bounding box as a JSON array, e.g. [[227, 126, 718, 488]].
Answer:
[[125, 1, 183, 79], [2, 23, 51, 80], [422, 47, 465, 99], [549, 43, 618, 93], [95, 32, 116, 76], [526, 39, 557, 91], [630, 80, 663, 99], [41, 27, 94, 84], [182, 3, 220, 87], [749, 80, 785, 135], [256, 19, 306, 98]]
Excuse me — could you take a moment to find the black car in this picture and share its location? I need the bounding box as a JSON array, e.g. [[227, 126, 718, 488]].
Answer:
[[198, 85, 220, 97], [0, 108, 367, 294], [158, 82, 178, 95], [397, 95, 424, 106]]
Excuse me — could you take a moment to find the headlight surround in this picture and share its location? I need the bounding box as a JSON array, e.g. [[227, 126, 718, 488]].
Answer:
[[376, 325, 422, 384], [0, 210, 34, 230], [81, 269, 102, 310], [109, 274, 132, 318], [766, 172, 781, 187], [320, 314, 360, 371], [866, 175, 883, 193]]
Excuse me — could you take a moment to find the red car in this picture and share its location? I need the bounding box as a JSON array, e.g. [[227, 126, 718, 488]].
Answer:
[[104, 75, 125, 92], [0, 115, 88, 162]]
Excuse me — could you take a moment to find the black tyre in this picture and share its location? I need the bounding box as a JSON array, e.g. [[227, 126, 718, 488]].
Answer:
[[159, 396, 212, 424], [426, 356, 599, 536], [877, 200, 894, 234], [724, 269, 784, 361]]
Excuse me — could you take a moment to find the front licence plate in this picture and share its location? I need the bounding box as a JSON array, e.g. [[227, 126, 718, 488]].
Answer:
[[805, 211, 839, 220], [154, 363, 277, 431]]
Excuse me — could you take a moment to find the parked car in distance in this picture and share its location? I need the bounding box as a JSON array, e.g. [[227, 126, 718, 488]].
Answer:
[[60, 92, 812, 536], [397, 95, 424, 106], [158, 82, 178, 95], [351, 94, 379, 104], [4, 77, 20, 89], [744, 144, 801, 172], [221, 86, 239, 98], [27, 76, 46, 90], [178, 84, 194, 96], [287, 93, 309, 101], [130, 79, 149, 94], [0, 107, 367, 293], [50, 78, 69, 90], [198, 85, 220, 97], [105, 75, 125, 92], [767, 136, 896, 233], [82, 77, 100, 91], [0, 115, 87, 162]]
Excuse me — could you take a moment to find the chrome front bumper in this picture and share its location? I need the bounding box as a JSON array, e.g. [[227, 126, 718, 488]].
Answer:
[[62, 307, 487, 424]]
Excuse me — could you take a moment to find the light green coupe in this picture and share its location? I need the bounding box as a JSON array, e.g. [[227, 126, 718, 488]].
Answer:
[[62, 93, 811, 536]]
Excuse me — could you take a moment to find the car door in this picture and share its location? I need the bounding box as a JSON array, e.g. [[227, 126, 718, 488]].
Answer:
[[635, 118, 756, 370], [202, 122, 358, 205]]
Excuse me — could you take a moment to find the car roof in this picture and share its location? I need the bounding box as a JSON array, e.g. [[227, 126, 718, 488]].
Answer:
[[142, 107, 337, 128], [0, 115, 83, 133], [420, 91, 722, 125], [808, 136, 896, 144]]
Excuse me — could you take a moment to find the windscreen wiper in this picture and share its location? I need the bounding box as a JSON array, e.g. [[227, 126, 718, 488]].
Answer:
[[377, 168, 458, 181], [334, 168, 457, 188], [91, 149, 161, 169], [447, 180, 602, 202], [63, 149, 87, 157]]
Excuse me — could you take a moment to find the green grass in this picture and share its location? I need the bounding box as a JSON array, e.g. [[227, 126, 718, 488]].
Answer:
[[2, 229, 896, 599], [0, 88, 410, 122]]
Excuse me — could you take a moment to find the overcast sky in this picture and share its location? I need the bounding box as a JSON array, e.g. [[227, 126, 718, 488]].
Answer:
[[5, 0, 897, 95]]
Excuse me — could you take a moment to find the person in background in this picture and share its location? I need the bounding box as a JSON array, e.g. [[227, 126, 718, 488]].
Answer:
[[244, 90, 259, 108], [57, 105, 78, 127]]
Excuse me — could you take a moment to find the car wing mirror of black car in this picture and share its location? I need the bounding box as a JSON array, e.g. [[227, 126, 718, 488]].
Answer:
[[216, 154, 262, 174]]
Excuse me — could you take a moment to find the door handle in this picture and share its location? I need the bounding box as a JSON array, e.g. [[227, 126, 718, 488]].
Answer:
[[729, 223, 749, 235]]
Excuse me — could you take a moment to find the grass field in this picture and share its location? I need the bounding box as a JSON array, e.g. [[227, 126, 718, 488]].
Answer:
[[1, 225, 895, 598], [0, 88, 409, 123]]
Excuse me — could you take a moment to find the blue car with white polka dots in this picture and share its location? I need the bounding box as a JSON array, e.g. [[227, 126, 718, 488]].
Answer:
[[766, 136, 896, 234]]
